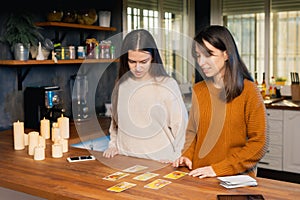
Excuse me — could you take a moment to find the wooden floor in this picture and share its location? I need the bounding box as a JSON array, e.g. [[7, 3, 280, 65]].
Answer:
[[258, 168, 300, 184]]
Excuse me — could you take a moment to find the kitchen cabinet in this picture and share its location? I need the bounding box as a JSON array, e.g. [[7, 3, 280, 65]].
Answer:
[[258, 109, 283, 171], [283, 110, 300, 173], [259, 108, 300, 174]]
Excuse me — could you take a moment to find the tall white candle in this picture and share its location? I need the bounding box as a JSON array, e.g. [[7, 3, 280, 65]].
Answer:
[[28, 131, 39, 156], [34, 145, 45, 160], [13, 120, 25, 150], [40, 117, 50, 139], [51, 122, 61, 142], [58, 114, 69, 139]]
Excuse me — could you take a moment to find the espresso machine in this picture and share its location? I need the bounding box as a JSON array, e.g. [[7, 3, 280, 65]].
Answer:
[[24, 86, 64, 129]]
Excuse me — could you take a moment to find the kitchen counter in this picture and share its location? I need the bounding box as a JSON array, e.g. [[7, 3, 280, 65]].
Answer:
[[264, 97, 300, 110], [1, 117, 300, 199]]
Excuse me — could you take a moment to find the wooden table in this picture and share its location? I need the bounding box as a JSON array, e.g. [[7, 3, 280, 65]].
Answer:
[[1, 118, 300, 200]]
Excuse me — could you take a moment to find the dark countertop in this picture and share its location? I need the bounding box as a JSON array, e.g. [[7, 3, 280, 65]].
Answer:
[[264, 97, 300, 110]]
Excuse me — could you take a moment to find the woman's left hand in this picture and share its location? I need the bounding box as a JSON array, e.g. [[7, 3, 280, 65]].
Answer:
[[188, 166, 216, 178]]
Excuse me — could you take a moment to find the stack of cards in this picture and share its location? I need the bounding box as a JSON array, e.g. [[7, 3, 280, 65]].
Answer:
[[217, 175, 258, 189]]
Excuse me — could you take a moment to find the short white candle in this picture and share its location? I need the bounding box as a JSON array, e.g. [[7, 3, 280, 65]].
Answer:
[[59, 139, 69, 153], [13, 120, 25, 150], [28, 131, 39, 156], [34, 145, 45, 160], [58, 114, 69, 139], [40, 117, 50, 139], [52, 143, 63, 158]]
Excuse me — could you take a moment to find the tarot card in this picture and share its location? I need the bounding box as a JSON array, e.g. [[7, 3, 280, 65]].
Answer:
[[144, 179, 172, 190], [102, 171, 130, 181], [107, 181, 137, 192], [133, 172, 160, 181], [122, 165, 148, 173], [163, 170, 188, 180]]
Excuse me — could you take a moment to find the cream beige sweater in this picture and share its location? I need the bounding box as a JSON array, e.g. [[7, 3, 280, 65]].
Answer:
[[108, 76, 188, 161]]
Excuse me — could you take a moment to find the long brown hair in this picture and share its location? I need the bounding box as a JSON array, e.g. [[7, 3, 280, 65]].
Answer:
[[111, 29, 169, 124], [192, 25, 253, 102]]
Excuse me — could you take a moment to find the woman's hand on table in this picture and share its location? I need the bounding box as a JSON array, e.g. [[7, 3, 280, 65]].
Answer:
[[172, 156, 192, 169], [172, 157, 216, 178], [188, 166, 216, 178], [103, 147, 119, 158]]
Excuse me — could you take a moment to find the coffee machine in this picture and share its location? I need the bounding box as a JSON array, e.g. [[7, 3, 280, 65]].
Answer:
[[24, 86, 64, 129]]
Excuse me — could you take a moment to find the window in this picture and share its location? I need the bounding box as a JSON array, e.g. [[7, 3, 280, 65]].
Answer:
[[124, 0, 195, 85], [222, 0, 300, 87]]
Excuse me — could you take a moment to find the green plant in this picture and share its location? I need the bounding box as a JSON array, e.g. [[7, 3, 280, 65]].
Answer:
[[0, 11, 44, 51], [275, 77, 287, 82]]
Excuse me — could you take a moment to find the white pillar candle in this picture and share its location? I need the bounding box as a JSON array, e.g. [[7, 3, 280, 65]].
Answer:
[[40, 117, 50, 139], [39, 135, 46, 148], [59, 139, 68, 153], [13, 120, 25, 150], [28, 131, 39, 156], [34, 145, 45, 161], [24, 133, 29, 146], [51, 122, 61, 142], [57, 114, 69, 139], [52, 143, 63, 158]]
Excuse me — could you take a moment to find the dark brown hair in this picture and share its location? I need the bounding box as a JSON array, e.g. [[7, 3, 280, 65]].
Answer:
[[111, 29, 169, 124], [192, 25, 253, 102]]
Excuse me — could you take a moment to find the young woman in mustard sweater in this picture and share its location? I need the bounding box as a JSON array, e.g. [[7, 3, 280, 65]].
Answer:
[[172, 25, 267, 178]]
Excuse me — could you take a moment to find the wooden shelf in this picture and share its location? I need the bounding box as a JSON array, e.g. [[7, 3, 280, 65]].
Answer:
[[0, 59, 119, 66], [2, 22, 118, 90], [35, 22, 117, 31]]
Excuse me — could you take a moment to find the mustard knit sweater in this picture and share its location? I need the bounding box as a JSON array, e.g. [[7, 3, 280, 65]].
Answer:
[[183, 79, 267, 177]]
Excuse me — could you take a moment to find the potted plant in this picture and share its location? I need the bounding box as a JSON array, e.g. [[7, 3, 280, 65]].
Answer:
[[0, 11, 44, 60], [275, 77, 287, 86]]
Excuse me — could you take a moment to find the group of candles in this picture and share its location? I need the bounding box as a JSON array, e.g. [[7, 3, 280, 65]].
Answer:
[[13, 114, 70, 161]]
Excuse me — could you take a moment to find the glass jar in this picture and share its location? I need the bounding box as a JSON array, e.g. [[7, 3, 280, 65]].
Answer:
[[86, 42, 95, 59], [63, 47, 70, 60], [69, 46, 76, 59], [77, 46, 85, 59], [86, 38, 98, 59], [54, 48, 62, 60]]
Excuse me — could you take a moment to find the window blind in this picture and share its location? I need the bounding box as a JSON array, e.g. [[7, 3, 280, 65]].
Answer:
[[272, 0, 300, 12], [223, 0, 300, 15], [127, 0, 183, 13], [222, 0, 265, 15], [127, 0, 158, 10]]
